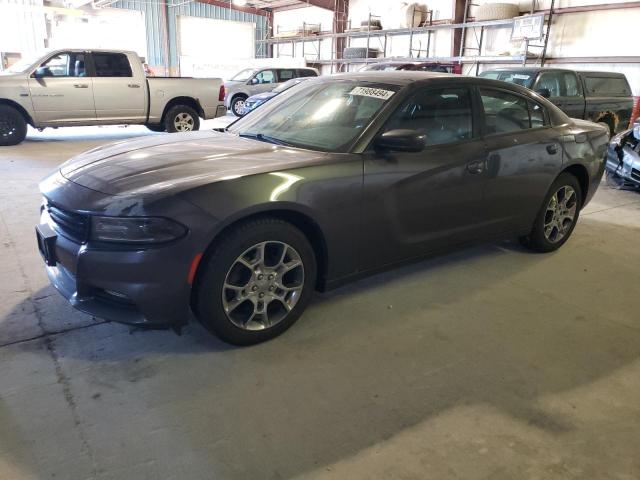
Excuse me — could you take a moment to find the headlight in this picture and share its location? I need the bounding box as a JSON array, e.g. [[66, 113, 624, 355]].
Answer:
[[90, 216, 187, 244]]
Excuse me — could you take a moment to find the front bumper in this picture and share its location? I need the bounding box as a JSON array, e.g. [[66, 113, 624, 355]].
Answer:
[[37, 204, 206, 330]]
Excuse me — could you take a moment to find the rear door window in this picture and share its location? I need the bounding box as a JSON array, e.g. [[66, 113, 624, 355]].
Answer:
[[278, 69, 295, 82], [297, 69, 317, 78], [480, 88, 545, 134], [92, 53, 132, 77], [583, 76, 631, 97]]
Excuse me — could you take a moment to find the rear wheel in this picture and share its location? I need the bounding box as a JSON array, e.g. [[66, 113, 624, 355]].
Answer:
[[164, 105, 200, 133], [520, 173, 582, 252], [230, 95, 247, 117], [196, 218, 316, 345], [0, 105, 27, 146]]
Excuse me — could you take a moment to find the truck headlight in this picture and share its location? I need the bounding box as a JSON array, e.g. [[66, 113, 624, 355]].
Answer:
[[90, 216, 187, 244]]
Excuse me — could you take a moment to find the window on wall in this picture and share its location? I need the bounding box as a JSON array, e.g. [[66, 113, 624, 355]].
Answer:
[[92, 53, 132, 77], [384, 87, 473, 146], [480, 89, 542, 134]]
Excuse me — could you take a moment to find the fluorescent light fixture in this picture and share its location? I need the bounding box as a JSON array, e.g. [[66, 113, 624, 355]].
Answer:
[[233, 0, 248, 6]]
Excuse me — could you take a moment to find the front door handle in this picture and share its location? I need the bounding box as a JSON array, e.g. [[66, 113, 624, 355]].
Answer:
[[546, 144, 559, 155], [73, 84, 89, 89], [128, 84, 141, 88], [466, 160, 485, 174]]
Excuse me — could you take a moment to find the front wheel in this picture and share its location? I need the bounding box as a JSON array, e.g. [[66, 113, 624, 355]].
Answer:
[[0, 105, 27, 146], [196, 218, 316, 345], [164, 105, 200, 133], [520, 173, 582, 253], [230, 96, 247, 117]]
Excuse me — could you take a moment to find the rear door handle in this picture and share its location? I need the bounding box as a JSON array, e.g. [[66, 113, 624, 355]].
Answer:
[[466, 160, 485, 174], [73, 84, 89, 89], [546, 144, 559, 154], [128, 84, 141, 88]]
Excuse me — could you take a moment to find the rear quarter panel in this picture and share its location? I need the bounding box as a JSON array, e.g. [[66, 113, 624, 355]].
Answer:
[[147, 77, 223, 122], [584, 97, 634, 133]]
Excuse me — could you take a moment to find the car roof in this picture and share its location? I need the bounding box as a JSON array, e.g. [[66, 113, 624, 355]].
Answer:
[[327, 71, 455, 85], [481, 67, 627, 78]]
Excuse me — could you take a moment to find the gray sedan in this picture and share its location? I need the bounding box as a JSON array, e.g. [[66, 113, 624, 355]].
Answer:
[[37, 73, 609, 345]]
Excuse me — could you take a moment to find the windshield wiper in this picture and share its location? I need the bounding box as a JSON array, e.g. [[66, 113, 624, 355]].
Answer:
[[238, 133, 294, 147]]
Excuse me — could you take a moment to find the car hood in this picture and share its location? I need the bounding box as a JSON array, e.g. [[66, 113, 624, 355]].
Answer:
[[58, 130, 327, 197], [247, 92, 277, 103]]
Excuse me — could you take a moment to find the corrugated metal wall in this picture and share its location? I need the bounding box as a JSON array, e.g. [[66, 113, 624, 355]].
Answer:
[[111, 0, 267, 73]]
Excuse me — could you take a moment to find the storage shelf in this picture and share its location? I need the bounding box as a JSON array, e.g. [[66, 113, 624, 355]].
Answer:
[[307, 55, 526, 65], [258, 18, 516, 45]]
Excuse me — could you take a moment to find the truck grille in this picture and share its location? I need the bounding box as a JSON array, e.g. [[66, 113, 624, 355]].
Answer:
[[47, 203, 90, 243], [631, 168, 640, 182]]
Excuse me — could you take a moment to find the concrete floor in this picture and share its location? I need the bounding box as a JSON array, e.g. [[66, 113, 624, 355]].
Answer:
[[1, 121, 640, 480]]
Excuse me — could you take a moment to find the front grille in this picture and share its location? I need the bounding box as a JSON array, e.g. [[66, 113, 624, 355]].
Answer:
[[47, 203, 89, 243], [631, 168, 640, 182]]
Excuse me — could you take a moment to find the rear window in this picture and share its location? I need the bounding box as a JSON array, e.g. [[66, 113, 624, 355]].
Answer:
[[92, 53, 132, 77], [583, 75, 631, 97]]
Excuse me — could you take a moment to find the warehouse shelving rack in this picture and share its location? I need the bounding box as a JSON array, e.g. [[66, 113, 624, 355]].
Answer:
[[256, 3, 557, 74]]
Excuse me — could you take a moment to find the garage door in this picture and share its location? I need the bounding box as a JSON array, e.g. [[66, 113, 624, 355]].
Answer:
[[178, 16, 255, 78]]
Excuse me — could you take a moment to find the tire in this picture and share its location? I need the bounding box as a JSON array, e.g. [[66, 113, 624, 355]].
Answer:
[[475, 3, 520, 21], [520, 173, 582, 253], [196, 218, 317, 346], [164, 105, 200, 133], [230, 95, 248, 117], [145, 124, 165, 133], [0, 105, 28, 146]]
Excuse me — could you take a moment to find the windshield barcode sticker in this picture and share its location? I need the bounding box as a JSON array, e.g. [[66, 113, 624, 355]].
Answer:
[[349, 87, 395, 100]]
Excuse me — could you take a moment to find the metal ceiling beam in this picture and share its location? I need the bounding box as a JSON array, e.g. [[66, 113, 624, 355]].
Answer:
[[196, 0, 268, 16]]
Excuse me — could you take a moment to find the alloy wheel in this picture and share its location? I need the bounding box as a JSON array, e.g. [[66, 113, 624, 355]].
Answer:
[[233, 99, 245, 115], [222, 241, 305, 331], [544, 185, 577, 243], [0, 115, 17, 138], [173, 112, 195, 132]]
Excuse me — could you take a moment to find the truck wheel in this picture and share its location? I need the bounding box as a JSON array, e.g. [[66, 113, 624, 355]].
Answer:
[[145, 124, 165, 133], [0, 105, 27, 146], [164, 105, 200, 133], [230, 95, 247, 117]]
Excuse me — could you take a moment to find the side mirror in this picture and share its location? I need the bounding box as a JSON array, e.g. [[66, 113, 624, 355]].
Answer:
[[33, 67, 49, 78], [374, 129, 425, 153], [249, 77, 259, 85], [535, 88, 551, 98]]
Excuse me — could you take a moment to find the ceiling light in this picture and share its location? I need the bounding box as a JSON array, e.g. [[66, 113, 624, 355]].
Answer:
[[232, 0, 248, 6]]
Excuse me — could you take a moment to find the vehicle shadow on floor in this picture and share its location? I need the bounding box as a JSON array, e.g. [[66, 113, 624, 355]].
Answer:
[[2, 221, 640, 479]]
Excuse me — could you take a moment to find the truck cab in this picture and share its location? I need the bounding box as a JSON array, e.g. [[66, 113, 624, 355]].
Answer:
[[479, 67, 634, 135]]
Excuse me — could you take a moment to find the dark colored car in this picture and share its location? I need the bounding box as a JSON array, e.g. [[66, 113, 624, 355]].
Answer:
[[479, 68, 634, 135], [360, 61, 462, 74], [37, 72, 609, 345], [241, 77, 311, 116], [606, 119, 640, 187]]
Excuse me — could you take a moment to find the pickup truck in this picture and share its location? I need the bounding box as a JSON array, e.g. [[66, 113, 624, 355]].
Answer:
[[0, 49, 227, 146], [479, 67, 634, 135]]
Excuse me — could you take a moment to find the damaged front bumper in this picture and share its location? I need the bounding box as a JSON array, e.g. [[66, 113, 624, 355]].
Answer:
[[605, 129, 640, 187]]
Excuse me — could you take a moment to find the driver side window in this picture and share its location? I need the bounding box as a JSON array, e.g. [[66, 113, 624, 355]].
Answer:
[[255, 70, 275, 84], [384, 87, 473, 147], [37, 52, 86, 77]]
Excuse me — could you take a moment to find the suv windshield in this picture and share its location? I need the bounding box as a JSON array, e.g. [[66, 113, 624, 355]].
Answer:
[[230, 68, 256, 82], [228, 81, 400, 152], [480, 71, 535, 88]]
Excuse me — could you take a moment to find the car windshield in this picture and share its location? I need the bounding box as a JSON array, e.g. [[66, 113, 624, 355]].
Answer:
[[1, 53, 43, 75], [230, 68, 256, 82], [229, 81, 399, 152], [480, 71, 534, 88]]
